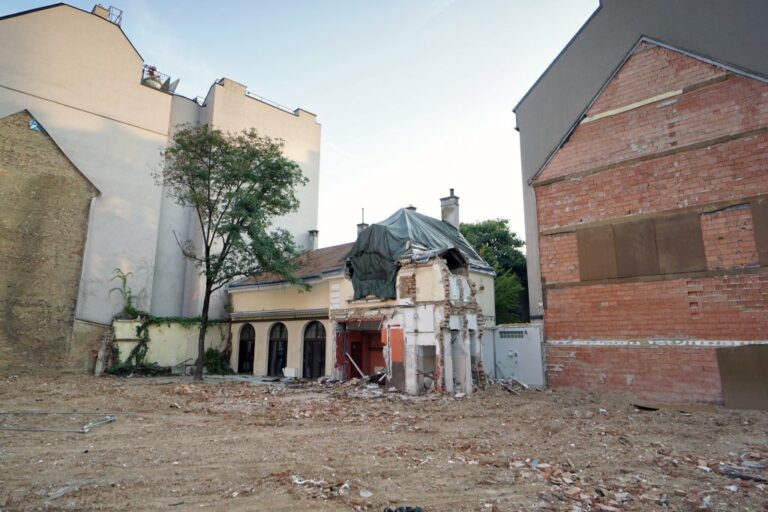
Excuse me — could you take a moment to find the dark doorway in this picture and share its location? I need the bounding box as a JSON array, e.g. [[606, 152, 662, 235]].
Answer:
[[268, 322, 288, 377], [303, 321, 326, 379], [238, 324, 255, 374]]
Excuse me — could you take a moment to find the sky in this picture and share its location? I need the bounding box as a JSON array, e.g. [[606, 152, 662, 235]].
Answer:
[[3, 0, 598, 248]]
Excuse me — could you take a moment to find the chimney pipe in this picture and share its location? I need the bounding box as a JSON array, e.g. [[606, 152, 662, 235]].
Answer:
[[440, 188, 459, 229], [308, 229, 319, 251]]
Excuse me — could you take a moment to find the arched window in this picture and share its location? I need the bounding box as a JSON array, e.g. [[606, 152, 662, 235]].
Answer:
[[267, 322, 288, 377], [237, 324, 255, 374], [303, 321, 326, 379]]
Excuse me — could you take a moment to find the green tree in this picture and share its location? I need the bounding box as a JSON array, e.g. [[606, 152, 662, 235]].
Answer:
[[157, 124, 308, 380], [460, 219, 528, 323]]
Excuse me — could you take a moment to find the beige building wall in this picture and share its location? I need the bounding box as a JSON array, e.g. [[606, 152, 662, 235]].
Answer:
[[230, 319, 333, 377], [230, 281, 330, 312]]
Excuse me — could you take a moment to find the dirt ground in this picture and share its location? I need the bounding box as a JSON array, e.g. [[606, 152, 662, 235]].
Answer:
[[0, 374, 766, 511]]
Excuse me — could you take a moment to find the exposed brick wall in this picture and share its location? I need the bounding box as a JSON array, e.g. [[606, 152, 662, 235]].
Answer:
[[701, 206, 760, 270], [546, 344, 722, 403], [588, 43, 725, 116], [535, 132, 768, 231], [537, 75, 768, 183], [540, 233, 579, 284], [545, 273, 768, 341], [0, 111, 96, 371]]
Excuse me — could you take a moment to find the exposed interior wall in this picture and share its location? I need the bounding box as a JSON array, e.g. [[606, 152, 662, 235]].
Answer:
[[533, 43, 768, 402], [0, 111, 97, 371]]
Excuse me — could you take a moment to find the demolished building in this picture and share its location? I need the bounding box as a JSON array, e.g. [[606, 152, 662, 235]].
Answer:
[[228, 190, 496, 395]]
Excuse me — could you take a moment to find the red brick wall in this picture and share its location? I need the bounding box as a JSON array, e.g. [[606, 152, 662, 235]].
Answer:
[[588, 43, 725, 116], [535, 43, 768, 403], [546, 344, 722, 403], [545, 273, 768, 341], [701, 206, 760, 269], [537, 75, 768, 183], [540, 233, 579, 283], [535, 132, 768, 231]]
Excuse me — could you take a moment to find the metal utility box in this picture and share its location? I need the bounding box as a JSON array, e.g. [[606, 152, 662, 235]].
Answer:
[[481, 324, 545, 387]]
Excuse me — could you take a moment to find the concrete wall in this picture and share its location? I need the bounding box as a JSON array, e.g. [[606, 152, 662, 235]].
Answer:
[[534, 42, 768, 402], [0, 111, 97, 371], [113, 320, 227, 368]]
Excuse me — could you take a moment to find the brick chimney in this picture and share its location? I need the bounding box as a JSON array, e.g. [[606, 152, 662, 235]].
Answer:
[[440, 188, 459, 229]]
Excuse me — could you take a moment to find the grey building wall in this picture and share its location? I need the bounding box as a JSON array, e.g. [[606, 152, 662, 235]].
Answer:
[[514, 0, 768, 317]]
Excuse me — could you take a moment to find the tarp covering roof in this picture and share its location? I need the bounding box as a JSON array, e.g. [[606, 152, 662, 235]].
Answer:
[[348, 208, 493, 300]]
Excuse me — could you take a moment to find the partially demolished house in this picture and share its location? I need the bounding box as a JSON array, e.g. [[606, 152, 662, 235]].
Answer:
[[228, 191, 496, 395]]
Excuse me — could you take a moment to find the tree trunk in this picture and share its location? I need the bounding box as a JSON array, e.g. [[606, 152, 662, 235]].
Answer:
[[194, 285, 212, 381]]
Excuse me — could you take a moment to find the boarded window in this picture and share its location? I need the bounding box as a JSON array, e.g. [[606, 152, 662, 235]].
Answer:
[[752, 199, 768, 266], [654, 213, 706, 274], [577, 225, 617, 281], [614, 219, 660, 277]]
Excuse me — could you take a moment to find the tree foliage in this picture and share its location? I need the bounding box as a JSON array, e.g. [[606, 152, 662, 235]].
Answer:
[[157, 124, 308, 379], [460, 219, 528, 323]]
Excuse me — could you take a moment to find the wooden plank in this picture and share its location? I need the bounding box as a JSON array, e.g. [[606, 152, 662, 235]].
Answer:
[[577, 225, 617, 281], [614, 219, 659, 277], [717, 345, 768, 411], [655, 213, 706, 274], [752, 198, 768, 266]]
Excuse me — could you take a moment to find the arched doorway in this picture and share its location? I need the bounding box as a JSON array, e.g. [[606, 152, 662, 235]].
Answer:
[[303, 321, 326, 379], [267, 323, 288, 377], [238, 324, 255, 374]]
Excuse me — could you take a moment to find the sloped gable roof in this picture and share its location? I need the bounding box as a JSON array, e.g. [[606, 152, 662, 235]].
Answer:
[[231, 242, 354, 288], [514, 0, 768, 182]]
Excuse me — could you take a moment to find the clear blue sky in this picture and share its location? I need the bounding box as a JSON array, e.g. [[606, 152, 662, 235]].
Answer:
[[3, 0, 598, 248]]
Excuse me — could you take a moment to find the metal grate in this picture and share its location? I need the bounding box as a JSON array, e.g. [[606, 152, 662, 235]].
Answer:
[[499, 330, 525, 339]]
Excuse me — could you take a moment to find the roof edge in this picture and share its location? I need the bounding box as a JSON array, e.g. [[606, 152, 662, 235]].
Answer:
[[0, 3, 143, 61], [527, 35, 768, 185], [513, 2, 603, 113]]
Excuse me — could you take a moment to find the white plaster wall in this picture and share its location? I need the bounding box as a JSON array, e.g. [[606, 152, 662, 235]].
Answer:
[[0, 6, 173, 323], [150, 95, 201, 316], [183, 80, 321, 319]]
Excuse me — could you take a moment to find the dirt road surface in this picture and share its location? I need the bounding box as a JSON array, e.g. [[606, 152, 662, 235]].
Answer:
[[1, 374, 766, 511]]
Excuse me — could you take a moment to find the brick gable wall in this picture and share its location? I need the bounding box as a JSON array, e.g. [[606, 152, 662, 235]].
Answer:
[[534, 43, 768, 403]]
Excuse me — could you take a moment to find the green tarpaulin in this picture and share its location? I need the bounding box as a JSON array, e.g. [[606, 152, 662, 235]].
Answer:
[[347, 208, 493, 300]]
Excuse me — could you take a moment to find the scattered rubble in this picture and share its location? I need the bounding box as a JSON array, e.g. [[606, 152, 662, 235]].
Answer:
[[0, 375, 766, 510]]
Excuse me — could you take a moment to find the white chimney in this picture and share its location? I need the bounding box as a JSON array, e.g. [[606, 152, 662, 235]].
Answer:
[[440, 188, 459, 229], [308, 230, 319, 251]]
